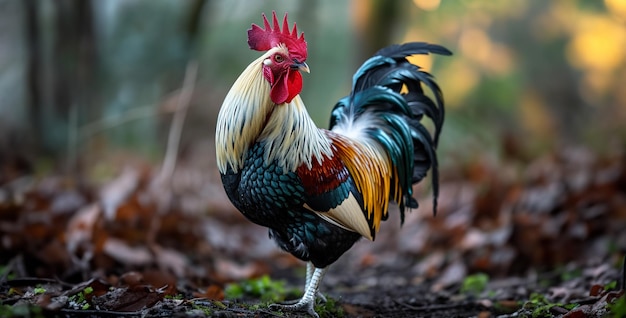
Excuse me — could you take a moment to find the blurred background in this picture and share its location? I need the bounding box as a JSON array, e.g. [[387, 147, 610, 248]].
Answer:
[[2, 0, 626, 177], [2, 2, 626, 311]]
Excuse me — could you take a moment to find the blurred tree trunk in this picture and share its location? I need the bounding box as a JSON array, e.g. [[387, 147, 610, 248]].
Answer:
[[53, 0, 97, 159], [156, 0, 207, 149], [23, 0, 42, 153], [352, 0, 408, 64], [184, 0, 208, 56], [23, 0, 97, 161]]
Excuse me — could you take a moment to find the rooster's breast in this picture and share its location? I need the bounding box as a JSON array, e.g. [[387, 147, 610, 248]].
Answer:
[[221, 142, 306, 226]]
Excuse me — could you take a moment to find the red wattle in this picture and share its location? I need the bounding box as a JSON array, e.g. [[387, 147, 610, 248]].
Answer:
[[286, 71, 302, 103], [270, 70, 302, 104], [270, 73, 289, 105]]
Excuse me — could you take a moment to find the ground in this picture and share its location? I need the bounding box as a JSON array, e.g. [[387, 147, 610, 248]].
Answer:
[[1, 146, 625, 317]]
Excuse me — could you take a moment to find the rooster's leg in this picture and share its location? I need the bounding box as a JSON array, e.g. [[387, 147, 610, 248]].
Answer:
[[270, 266, 327, 318], [305, 262, 327, 303], [305, 262, 313, 288], [283, 263, 326, 305]]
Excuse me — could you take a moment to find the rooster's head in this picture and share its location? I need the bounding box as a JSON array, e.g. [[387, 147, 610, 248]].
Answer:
[[248, 12, 309, 105]]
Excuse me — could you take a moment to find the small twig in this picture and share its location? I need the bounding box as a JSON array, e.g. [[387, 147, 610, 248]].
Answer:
[[5, 254, 28, 279], [146, 60, 198, 248], [59, 278, 97, 297], [569, 296, 601, 305], [393, 299, 486, 312], [549, 305, 570, 315], [79, 105, 176, 141], [155, 60, 198, 186]]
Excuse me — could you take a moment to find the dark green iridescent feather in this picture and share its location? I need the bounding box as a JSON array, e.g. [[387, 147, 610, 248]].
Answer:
[[329, 42, 450, 217]]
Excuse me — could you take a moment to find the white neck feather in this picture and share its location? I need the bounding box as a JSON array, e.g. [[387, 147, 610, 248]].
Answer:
[[259, 95, 332, 172], [215, 50, 332, 174]]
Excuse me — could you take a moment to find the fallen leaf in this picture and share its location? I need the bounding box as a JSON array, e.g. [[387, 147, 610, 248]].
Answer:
[[66, 204, 101, 255], [142, 269, 178, 296], [92, 285, 162, 312], [103, 238, 152, 266], [120, 271, 144, 287], [99, 168, 139, 221], [152, 245, 189, 278]]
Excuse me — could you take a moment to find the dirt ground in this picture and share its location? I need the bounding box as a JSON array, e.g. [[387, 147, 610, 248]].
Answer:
[[1, 146, 625, 317]]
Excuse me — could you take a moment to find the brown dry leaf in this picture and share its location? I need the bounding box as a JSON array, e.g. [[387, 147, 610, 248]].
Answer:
[[66, 204, 101, 256], [202, 221, 277, 259], [152, 245, 189, 278], [193, 284, 224, 300], [34, 293, 55, 309], [414, 251, 446, 279], [23, 219, 52, 242], [563, 307, 589, 318], [358, 253, 378, 267], [589, 284, 604, 297], [50, 189, 86, 216], [82, 278, 111, 298], [36, 240, 71, 272], [431, 260, 467, 292], [460, 229, 488, 251], [120, 271, 145, 287], [92, 285, 162, 312], [142, 269, 178, 296], [99, 167, 140, 221], [103, 238, 152, 266], [548, 286, 576, 302], [214, 259, 265, 281], [477, 311, 492, 318]]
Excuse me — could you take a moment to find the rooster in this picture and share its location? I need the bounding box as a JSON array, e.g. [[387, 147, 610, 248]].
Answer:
[[215, 12, 450, 317]]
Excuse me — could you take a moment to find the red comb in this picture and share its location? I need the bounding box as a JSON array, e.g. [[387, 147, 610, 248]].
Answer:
[[248, 11, 307, 61]]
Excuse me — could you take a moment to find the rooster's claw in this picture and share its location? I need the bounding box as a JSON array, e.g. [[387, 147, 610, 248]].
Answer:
[[270, 301, 318, 318]]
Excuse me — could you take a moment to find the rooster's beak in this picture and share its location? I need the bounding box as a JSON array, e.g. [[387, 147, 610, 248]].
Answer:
[[291, 61, 310, 73]]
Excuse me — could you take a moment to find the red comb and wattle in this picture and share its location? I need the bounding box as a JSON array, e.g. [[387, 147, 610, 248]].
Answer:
[[247, 11, 308, 62]]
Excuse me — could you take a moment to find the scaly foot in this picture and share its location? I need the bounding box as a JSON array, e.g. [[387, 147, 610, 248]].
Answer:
[[270, 267, 327, 318], [269, 299, 318, 318], [281, 292, 326, 305]]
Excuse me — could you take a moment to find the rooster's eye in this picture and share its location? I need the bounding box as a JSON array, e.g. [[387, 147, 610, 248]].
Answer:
[[274, 54, 284, 63]]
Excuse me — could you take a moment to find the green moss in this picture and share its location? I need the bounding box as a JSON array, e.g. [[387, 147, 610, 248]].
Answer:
[[212, 300, 227, 309], [68, 287, 95, 310], [605, 281, 618, 291], [0, 265, 16, 280], [559, 268, 582, 282], [225, 275, 298, 303], [461, 273, 489, 295], [314, 296, 344, 318], [223, 275, 343, 316], [190, 302, 213, 316], [520, 293, 578, 318], [522, 293, 557, 318], [0, 304, 44, 318], [608, 295, 626, 317], [164, 294, 184, 300], [32, 287, 46, 295]]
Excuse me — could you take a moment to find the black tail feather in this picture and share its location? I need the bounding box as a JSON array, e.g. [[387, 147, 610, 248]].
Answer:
[[374, 42, 452, 59], [330, 42, 450, 217]]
